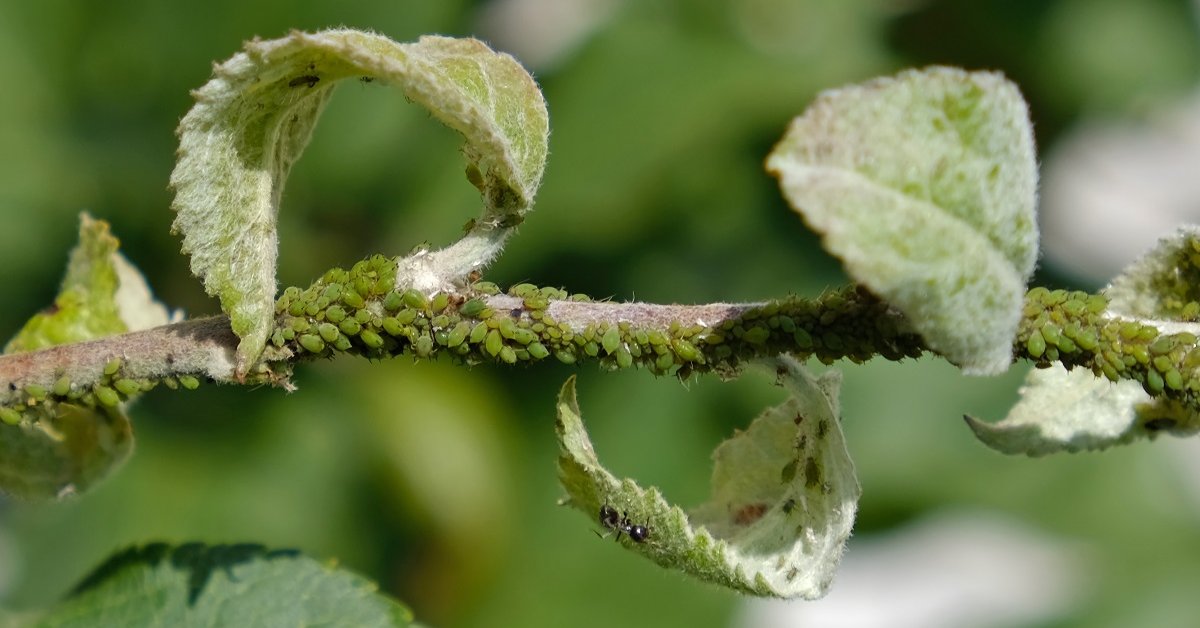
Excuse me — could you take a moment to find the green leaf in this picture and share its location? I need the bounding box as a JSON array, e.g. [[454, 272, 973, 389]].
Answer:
[[1, 214, 168, 500], [5, 214, 169, 353], [967, 227, 1200, 456], [556, 355, 860, 598], [766, 67, 1039, 375], [34, 543, 414, 627], [170, 29, 549, 374]]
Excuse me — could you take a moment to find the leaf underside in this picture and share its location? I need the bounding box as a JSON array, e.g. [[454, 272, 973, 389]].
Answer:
[[555, 355, 859, 599]]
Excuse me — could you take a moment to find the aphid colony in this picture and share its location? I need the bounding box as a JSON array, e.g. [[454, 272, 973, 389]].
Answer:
[[0, 356, 202, 426], [271, 254, 925, 378], [1022, 286, 1200, 404]]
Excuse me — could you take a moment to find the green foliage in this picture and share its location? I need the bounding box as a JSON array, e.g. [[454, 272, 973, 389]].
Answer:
[[32, 543, 413, 627]]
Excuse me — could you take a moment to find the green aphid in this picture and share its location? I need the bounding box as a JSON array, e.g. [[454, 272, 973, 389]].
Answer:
[[24, 384, 46, 401], [288, 301, 306, 317], [0, 408, 21, 425], [430, 292, 451, 313], [276, 328, 292, 344], [1137, 327, 1158, 342], [523, 296, 549, 310], [402, 289, 427, 310], [1057, 336, 1077, 354], [383, 291, 405, 311], [103, 358, 122, 377], [510, 283, 538, 298], [1075, 330, 1099, 352], [672, 339, 700, 362], [415, 335, 435, 358], [360, 329, 385, 349], [499, 318, 518, 340], [1062, 299, 1085, 317], [431, 315, 451, 329], [498, 346, 517, 364], [654, 353, 675, 371], [779, 317, 797, 333], [434, 330, 450, 346], [510, 327, 537, 346], [53, 375, 71, 397], [372, 277, 393, 295], [743, 326, 770, 345], [353, 277, 373, 299], [821, 333, 844, 352], [322, 283, 344, 302], [325, 306, 347, 323], [470, 322, 489, 344], [339, 319, 362, 336], [382, 317, 404, 337], [647, 330, 668, 347], [601, 327, 621, 355], [1149, 335, 1175, 356], [583, 342, 600, 357], [460, 299, 487, 318], [323, 267, 349, 284], [485, 329, 504, 357], [342, 290, 366, 310], [1165, 368, 1184, 391], [555, 350, 577, 365], [1152, 355, 1173, 374], [1176, 332, 1198, 346], [1130, 345, 1150, 365], [1118, 323, 1141, 341], [473, 281, 500, 296], [1026, 330, 1046, 358], [793, 328, 813, 350], [355, 309, 373, 324], [1146, 369, 1165, 394], [304, 302, 321, 317], [615, 346, 633, 369], [299, 334, 326, 353], [569, 294, 591, 302], [395, 309, 418, 325], [289, 318, 311, 333], [1101, 362, 1120, 382], [528, 342, 550, 360], [113, 379, 141, 397], [1182, 301, 1200, 321], [1040, 324, 1062, 347], [447, 322, 471, 348], [318, 323, 341, 343], [95, 385, 120, 408]]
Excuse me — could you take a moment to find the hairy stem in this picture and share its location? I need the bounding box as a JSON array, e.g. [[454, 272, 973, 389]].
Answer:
[[1, 256, 1196, 422]]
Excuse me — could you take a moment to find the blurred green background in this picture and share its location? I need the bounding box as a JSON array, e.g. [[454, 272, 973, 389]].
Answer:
[[1, 1, 1199, 626]]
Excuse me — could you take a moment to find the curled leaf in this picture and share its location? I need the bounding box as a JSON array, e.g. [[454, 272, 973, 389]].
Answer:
[[766, 67, 1038, 375], [170, 29, 549, 373], [1, 214, 168, 499], [968, 228, 1200, 455], [556, 355, 859, 598]]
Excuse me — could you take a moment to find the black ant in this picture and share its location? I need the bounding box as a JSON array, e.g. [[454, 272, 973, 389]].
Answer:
[[596, 503, 650, 543]]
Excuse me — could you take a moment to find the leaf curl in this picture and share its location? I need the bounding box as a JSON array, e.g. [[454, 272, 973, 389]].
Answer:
[[556, 356, 859, 598], [170, 29, 549, 373]]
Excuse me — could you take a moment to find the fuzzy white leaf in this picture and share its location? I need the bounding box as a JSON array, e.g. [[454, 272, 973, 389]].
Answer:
[[767, 67, 1038, 374]]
